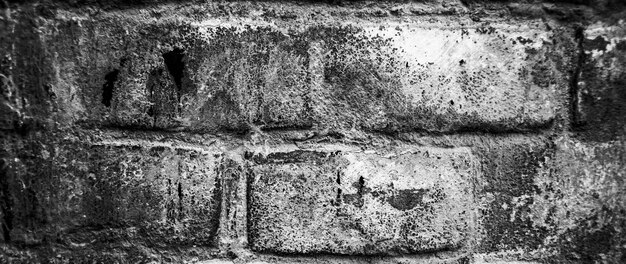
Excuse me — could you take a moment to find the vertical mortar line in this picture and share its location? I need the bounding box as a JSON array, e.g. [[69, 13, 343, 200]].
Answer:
[[570, 26, 585, 128], [307, 40, 324, 127], [178, 158, 184, 221], [217, 156, 231, 254], [216, 155, 249, 257], [235, 156, 248, 250], [335, 169, 342, 206], [244, 152, 256, 253]]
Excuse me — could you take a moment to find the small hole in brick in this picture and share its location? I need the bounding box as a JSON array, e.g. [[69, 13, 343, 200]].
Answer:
[[102, 69, 119, 107], [163, 48, 185, 93]]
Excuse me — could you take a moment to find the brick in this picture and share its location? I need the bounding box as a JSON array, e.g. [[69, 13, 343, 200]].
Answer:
[[0, 11, 56, 131], [2, 135, 223, 246], [530, 138, 626, 262], [186, 27, 312, 131], [575, 20, 626, 140], [313, 22, 562, 133], [17, 12, 564, 134], [471, 136, 554, 253], [33, 18, 312, 132], [247, 147, 479, 254]]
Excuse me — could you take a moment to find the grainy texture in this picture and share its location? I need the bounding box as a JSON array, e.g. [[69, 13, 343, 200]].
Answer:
[[248, 147, 478, 255], [575, 20, 626, 141], [0, 0, 625, 263]]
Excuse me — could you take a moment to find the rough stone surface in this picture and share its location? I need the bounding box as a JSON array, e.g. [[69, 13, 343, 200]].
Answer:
[[312, 22, 564, 134], [531, 137, 626, 263], [471, 136, 554, 254], [1, 0, 625, 263], [2, 4, 572, 134], [0, 132, 223, 250], [248, 147, 478, 255], [575, 19, 626, 141]]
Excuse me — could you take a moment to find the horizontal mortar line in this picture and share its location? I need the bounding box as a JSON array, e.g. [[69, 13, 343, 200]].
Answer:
[[371, 127, 552, 136], [76, 124, 250, 138], [92, 138, 220, 154], [264, 129, 554, 142], [90, 122, 555, 136], [67, 125, 556, 146], [250, 249, 470, 260], [50, 2, 471, 13], [4, 241, 221, 254], [52, 12, 547, 29], [89, 132, 546, 156], [44, 1, 589, 18], [0, 125, 554, 147]]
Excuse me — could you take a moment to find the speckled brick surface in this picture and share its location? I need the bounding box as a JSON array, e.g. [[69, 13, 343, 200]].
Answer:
[[0, 1, 625, 263]]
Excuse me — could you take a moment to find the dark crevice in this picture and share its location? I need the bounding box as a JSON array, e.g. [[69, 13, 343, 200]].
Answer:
[[146, 68, 163, 125], [260, 124, 315, 132], [356, 176, 365, 196], [245, 168, 256, 247], [211, 166, 223, 247], [177, 181, 184, 220], [371, 118, 556, 138], [75, 122, 551, 144], [334, 170, 342, 206], [257, 247, 463, 257], [167, 179, 172, 196], [162, 48, 185, 99], [176, 160, 184, 222], [247, 150, 340, 164], [102, 69, 119, 107], [0, 159, 13, 242]]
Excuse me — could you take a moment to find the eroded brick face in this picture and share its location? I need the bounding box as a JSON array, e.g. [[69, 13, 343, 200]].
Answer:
[[1, 134, 223, 247], [575, 20, 626, 141], [1, 1, 625, 263], [12, 15, 565, 134], [247, 147, 478, 254]]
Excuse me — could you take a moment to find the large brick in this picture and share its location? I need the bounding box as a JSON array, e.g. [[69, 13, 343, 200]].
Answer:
[[10, 10, 565, 134], [247, 147, 479, 255], [31, 17, 312, 132], [1, 134, 222, 246], [312, 22, 563, 133]]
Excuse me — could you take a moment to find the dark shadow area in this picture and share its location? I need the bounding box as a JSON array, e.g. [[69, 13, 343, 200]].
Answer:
[[101, 69, 119, 107], [162, 48, 185, 97]]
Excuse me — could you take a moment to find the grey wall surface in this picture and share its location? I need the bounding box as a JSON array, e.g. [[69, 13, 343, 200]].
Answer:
[[1, 1, 625, 263]]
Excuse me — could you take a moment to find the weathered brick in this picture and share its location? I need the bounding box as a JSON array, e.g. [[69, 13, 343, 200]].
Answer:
[[33, 18, 312, 132], [312, 22, 563, 133], [0, 10, 56, 132], [187, 27, 312, 131], [531, 138, 626, 262], [12, 12, 565, 134], [247, 147, 479, 255], [2, 0, 625, 263], [1, 135, 223, 246], [471, 136, 554, 253], [575, 20, 626, 141]]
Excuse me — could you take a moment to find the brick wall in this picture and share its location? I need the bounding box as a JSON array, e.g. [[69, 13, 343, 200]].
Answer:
[[1, 1, 625, 263]]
